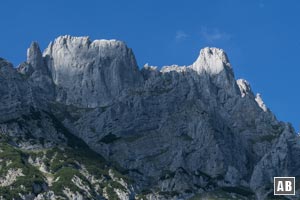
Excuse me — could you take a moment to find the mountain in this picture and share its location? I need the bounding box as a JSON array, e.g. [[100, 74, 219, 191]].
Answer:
[[0, 35, 299, 200]]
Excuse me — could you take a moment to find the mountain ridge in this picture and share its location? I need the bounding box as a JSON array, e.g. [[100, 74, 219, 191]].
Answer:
[[0, 35, 299, 200]]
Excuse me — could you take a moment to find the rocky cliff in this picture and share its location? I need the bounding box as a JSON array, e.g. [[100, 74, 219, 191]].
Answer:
[[0, 35, 299, 200]]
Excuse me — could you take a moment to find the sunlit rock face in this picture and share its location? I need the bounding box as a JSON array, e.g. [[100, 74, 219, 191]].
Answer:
[[43, 35, 143, 107], [0, 36, 299, 199]]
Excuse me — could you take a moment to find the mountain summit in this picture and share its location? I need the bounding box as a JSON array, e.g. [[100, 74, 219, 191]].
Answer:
[[0, 36, 299, 200], [192, 47, 231, 74], [43, 35, 143, 107]]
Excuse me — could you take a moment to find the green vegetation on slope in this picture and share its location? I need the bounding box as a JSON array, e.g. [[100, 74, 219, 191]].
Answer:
[[0, 111, 131, 199]]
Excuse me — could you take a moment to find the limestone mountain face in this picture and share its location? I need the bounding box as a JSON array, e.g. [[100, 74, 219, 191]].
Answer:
[[0, 58, 32, 121], [0, 35, 299, 200], [43, 35, 143, 108]]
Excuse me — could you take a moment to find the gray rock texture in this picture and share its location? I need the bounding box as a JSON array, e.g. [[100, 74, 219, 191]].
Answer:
[[0, 35, 299, 199], [0, 58, 32, 121], [43, 35, 143, 107]]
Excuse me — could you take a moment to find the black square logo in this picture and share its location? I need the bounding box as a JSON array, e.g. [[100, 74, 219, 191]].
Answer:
[[274, 177, 295, 195]]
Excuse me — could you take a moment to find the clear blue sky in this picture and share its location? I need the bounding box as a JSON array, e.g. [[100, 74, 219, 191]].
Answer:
[[0, 0, 299, 131]]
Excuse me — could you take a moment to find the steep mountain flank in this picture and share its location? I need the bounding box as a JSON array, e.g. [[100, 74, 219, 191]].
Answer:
[[0, 36, 299, 200]]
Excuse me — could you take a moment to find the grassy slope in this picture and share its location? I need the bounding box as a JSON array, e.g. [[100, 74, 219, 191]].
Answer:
[[0, 111, 131, 199]]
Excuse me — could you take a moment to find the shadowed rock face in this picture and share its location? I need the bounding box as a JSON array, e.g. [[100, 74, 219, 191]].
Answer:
[[0, 35, 299, 199], [0, 59, 32, 121]]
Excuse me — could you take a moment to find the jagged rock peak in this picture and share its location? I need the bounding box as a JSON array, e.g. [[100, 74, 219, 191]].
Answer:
[[161, 65, 187, 73], [255, 93, 268, 112], [44, 35, 129, 58], [54, 35, 124, 45], [191, 47, 231, 74], [0, 57, 11, 67], [237, 79, 253, 97], [144, 47, 232, 75], [43, 35, 142, 108], [0, 58, 15, 75], [54, 35, 91, 44], [27, 41, 43, 69], [143, 63, 158, 71], [27, 41, 41, 55]]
